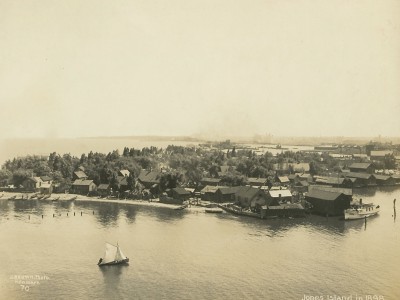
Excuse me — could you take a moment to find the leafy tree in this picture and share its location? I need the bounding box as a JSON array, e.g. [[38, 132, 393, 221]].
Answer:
[[384, 154, 396, 169], [12, 169, 33, 187]]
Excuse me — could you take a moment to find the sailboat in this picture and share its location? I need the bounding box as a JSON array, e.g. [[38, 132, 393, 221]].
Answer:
[[97, 242, 129, 266]]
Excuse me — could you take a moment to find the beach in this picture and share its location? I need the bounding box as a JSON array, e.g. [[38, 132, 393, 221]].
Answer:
[[0, 191, 208, 212]]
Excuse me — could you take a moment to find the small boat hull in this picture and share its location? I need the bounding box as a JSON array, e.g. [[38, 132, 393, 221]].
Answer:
[[98, 258, 129, 266], [205, 208, 223, 213]]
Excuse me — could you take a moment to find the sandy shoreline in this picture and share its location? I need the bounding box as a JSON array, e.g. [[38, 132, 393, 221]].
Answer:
[[0, 191, 209, 212]]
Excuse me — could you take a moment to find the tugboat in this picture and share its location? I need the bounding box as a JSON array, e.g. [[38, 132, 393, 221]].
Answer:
[[98, 243, 129, 266], [344, 199, 380, 220]]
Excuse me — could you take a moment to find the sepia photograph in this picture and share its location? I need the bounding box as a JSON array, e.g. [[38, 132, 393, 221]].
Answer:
[[0, 0, 399, 299]]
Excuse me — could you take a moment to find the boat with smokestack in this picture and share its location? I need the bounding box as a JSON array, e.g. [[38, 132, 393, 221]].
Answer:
[[344, 198, 380, 220]]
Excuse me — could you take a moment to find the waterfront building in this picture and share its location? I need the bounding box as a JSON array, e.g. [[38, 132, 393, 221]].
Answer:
[[71, 179, 97, 195], [235, 186, 269, 210], [170, 187, 191, 203], [348, 162, 374, 174], [23, 177, 43, 192], [340, 172, 376, 187], [373, 174, 396, 186], [200, 185, 220, 202], [215, 186, 241, 203], [268, 189, 292, 203], [305, 189, 351, 216]]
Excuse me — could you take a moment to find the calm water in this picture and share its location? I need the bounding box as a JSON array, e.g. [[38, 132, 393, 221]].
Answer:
[[0, 187, 399, 300]]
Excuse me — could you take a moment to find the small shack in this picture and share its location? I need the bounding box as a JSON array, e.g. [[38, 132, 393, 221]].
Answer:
[[97, 184, 111, 197], [170, 187, 191, 203]]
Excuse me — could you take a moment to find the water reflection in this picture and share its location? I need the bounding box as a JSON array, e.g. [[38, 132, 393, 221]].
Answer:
[[12, 199, 44, 216], [122, 206, 137, 223], [99, 265, 128, 299], [95, 203, 120, 227]]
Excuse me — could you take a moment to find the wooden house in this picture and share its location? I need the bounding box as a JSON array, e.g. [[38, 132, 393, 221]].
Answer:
[[138, 170, 161, 189], [23, 177, 43, 192], [215, 186, 241, 203], [71, 179, 97, 195], [200, 185, 221, 202], [234, 186, 269, 211], [170, 187, 191, 202]]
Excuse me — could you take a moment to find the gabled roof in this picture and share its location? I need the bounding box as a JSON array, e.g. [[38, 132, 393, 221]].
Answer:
[[342, 172, 373, 180], [235, 186, 263, 199], [119, 170, 130, 177], [247, 177, 268, 184], [40, 176, 52, 182], [200, 185, 219, 193], [72, 179, 94, 186], [27, 177, 43, 183], [288, 174, 299, 180], [138, 170, 161, 184], [172, 187, 191, 195], [306, 189, 343, 201], [348, 163, 372, 170], [278, 176, 290, 183], [296, 181, 309, 187], [97, 184, 110, 190], [218, 186, 241, 194], [74, 171, 87, 179], [269, 190, 292, 198], [118, 176, 128, 185], [315, 177, 345, 185]]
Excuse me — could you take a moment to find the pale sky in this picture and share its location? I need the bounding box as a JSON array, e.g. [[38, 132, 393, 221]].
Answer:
[[0, 0, 399, 139]]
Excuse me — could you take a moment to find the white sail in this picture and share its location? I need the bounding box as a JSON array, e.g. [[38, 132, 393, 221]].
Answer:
[[115, 246, 127, 261], [102, 243, 118, 264]]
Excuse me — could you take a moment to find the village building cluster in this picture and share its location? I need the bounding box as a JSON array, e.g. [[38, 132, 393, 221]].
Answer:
[[1, 141, 399, 217]]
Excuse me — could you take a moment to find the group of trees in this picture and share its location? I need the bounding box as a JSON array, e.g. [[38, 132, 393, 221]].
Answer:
[[1, 143, 398, 193]]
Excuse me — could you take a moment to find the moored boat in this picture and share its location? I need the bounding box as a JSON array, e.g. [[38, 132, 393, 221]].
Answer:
[[98, 242, 129, 266], [205, 207, 223, 213], [344, 200, 380, 220], [174, 204, 187, 210]]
